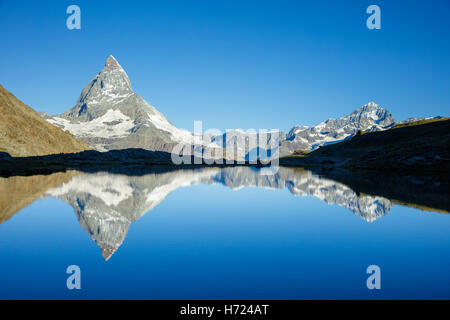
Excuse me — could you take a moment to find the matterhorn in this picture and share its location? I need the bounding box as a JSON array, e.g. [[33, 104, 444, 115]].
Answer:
[[45, 55, 193, 152]]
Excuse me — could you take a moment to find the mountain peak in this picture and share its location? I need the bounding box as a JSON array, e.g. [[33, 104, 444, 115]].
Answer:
[[101, 245, 118, 261], [366, 101, 379, 108], [354, 102, 382, 114], [349, 102, 395, 126], [352, 102, 387, 116], [282, 102, 396, 154], [59, 55, 134, 121], [105, 55, 121, 69], [50, 55, 184, 151]]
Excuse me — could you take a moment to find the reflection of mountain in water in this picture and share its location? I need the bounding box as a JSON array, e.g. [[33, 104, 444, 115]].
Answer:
[[44, 167, 393, 260], [212, 167, 392, 221], [45, 168, 220, 260]]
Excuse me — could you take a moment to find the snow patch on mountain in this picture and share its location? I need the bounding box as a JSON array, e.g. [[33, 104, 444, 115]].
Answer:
[[47, 173, 134, 206], [48, 109, 135, 139], [146, 112, 199, 144]]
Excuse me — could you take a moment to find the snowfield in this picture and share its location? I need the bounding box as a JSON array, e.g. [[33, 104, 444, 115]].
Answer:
[[48, 109, 135, 139]]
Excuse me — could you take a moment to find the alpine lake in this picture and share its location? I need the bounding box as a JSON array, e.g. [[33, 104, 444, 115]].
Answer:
[[0, 165, 449, 299]]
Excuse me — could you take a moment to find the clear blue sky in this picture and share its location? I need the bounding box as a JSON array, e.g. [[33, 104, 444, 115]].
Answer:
[[0, 0, 449, 132]]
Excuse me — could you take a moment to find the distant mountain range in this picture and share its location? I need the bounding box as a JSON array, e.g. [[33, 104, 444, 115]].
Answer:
[[0, 55, 444, 159], [39, 55, 421, 158], [0, 85, 89, 157]]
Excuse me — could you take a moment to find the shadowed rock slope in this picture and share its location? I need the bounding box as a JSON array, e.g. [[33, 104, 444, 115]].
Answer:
[[0, 85, 90, 157]]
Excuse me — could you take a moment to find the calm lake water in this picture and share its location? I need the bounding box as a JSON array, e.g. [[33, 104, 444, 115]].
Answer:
[[0, 166, 449, 299]]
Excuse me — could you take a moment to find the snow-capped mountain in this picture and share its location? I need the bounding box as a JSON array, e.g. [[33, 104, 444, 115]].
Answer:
[[46, 55, 194, 152], [45, 167, 392, 260], [280, 102, 396, 155]]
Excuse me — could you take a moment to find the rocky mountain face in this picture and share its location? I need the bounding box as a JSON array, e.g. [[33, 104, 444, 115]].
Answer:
[[44, 167, 393, 260], [0, 85, 90, 157], [280, 102, 396, 155], [45, 56, 195, 152]]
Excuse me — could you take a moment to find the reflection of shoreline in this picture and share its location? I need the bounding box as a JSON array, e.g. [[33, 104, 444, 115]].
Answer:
[[0, 171, 79, 224], [310, 168, 450, 215], [1, 166, 448, 260]]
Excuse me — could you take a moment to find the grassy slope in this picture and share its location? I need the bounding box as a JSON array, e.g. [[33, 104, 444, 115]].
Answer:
[[0, 84, 90, 157], [389, 117, 450, 129]]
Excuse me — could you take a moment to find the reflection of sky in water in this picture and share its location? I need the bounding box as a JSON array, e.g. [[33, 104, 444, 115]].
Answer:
[[0, 168, 449, 299]]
